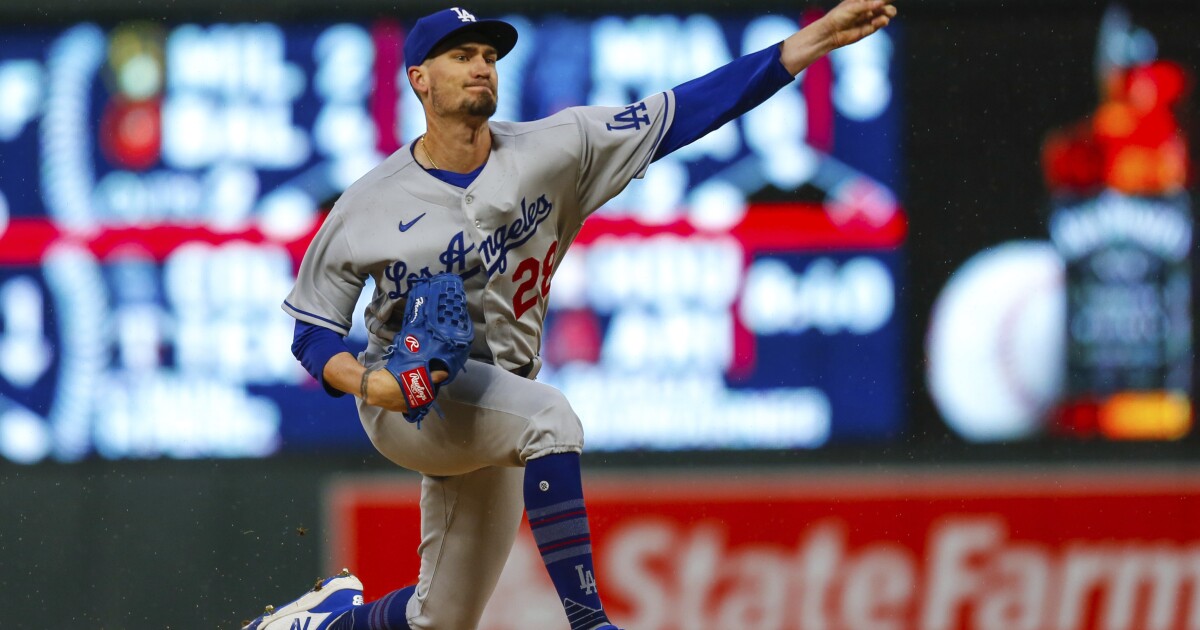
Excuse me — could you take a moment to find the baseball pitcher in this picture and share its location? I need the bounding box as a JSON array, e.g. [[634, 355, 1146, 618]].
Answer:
[[244, 2, 896, 629]]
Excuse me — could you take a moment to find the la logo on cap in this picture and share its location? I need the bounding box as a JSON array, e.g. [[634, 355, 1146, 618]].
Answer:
[[451, 8, 477, 22]]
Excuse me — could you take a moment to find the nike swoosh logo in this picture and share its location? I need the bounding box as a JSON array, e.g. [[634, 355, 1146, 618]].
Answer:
[[398, 213, 427, 232]]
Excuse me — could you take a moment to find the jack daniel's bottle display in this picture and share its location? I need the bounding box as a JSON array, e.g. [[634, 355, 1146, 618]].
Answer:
[[1043, 52, 1192, 439]]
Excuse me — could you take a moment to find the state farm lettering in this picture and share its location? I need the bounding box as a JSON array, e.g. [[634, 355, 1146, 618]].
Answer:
[[328, 471, 1200, 630], [593, 517, 1200, 630]]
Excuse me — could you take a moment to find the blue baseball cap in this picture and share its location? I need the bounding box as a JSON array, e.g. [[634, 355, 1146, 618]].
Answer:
[[404, 8, 518, 67]]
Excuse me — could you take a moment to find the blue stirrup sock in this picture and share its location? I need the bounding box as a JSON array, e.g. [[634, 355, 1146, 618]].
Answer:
[[525, 452, 611, 630], [329, 585, 414, 630]]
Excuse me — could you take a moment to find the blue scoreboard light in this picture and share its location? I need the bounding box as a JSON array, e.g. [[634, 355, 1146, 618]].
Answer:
[[0, 14, 903, 462]]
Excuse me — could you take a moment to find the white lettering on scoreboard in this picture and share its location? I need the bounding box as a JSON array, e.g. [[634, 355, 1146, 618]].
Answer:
[[542, 233, 903, 449], [740, 257, 895, 335]]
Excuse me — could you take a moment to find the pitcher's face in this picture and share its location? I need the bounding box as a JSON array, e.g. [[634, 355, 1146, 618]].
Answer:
[[422, 39, 499, 119]]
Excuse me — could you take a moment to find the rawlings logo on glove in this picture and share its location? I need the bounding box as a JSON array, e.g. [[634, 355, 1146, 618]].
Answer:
[[382, 273, 473, 427], [400, 367, 433, 405]]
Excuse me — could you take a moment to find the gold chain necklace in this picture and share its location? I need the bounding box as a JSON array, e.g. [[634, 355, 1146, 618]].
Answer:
[[420, 136, 441, 171]]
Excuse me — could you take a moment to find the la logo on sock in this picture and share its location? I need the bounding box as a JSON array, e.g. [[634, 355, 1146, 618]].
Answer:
[[575, 564, 597, 594]]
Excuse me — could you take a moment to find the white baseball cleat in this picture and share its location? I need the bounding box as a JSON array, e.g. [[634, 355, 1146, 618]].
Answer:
[[241, 568, 364, 630]]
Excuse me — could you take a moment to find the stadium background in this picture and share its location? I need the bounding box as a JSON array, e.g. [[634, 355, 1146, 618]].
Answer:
[[1, 0, 1198, 628]]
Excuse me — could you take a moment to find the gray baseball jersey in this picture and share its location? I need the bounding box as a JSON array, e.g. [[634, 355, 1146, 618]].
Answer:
[[282, 94, 675, 629], [284, 94, 675, 372]]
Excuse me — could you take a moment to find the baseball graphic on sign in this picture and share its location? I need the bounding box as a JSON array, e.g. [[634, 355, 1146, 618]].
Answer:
[[926, 240, 1065, 441]]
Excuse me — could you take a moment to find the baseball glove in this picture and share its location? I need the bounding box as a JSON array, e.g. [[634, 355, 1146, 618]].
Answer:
[[382, 273, 473, 426]]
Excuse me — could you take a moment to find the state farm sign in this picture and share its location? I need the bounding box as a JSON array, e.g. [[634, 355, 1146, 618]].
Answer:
[[324, 467, 1200, 630]]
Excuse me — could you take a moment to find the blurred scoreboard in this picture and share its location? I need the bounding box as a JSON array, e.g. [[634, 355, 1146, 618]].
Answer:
[[0, 14, 903, 462]]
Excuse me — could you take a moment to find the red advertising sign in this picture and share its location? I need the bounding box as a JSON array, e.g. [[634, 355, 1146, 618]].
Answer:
[[324, 467, 1200, 630]]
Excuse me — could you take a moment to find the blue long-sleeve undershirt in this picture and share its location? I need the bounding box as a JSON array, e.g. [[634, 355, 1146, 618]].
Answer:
[[291, 43, 796, 395], [654, 42, 796, 161], [292, 319, 351, 397]]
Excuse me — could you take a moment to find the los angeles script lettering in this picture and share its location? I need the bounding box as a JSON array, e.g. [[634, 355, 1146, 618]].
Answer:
[[386, 195, 554, 299], [478, 194, 554, 275]]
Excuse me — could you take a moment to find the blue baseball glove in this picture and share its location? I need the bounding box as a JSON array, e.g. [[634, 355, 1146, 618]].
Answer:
[[382, 273, 473, 427]]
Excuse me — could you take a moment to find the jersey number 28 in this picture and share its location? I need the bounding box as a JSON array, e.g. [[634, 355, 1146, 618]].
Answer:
[[512, 240, 558, 319]]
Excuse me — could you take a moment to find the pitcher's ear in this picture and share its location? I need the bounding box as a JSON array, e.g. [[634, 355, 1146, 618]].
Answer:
[[408, 65, 429, 99]]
